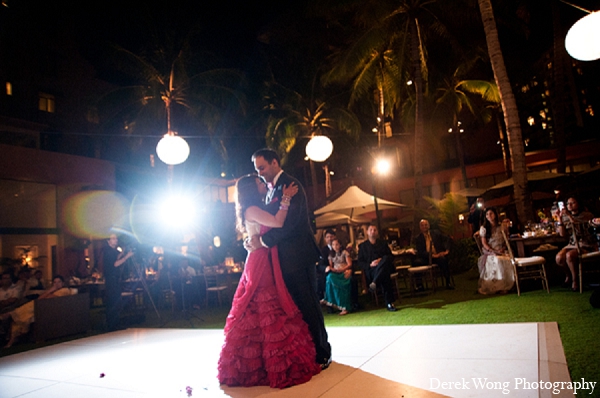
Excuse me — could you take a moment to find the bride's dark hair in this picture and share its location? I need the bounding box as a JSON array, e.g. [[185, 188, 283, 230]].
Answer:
[[235, 174, 264, 234], [483, 207, 499, 240]]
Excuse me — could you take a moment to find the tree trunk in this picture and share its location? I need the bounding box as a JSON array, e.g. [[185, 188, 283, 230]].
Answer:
[[496, 111, 511, 178], [478, 0, 532, 227], [454, 123, 469, 188], [410, 17, 426, 232]]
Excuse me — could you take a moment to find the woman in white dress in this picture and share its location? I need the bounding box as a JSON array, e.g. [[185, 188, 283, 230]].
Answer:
[[477, 207, 515, 294]]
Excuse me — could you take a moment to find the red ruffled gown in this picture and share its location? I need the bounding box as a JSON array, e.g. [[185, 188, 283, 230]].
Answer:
[[217, 224, 321, 388]]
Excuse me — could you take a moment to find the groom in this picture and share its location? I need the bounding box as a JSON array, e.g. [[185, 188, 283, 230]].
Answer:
[[246, 148, 332, 369]]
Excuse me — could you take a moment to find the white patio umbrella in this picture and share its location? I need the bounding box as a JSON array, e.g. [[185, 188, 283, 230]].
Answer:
[[314, 212, 371, 228], [314, 185, 405, 217]]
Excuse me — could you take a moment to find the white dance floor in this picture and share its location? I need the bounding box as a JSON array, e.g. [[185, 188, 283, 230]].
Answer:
[[0, 323, 574, 398]]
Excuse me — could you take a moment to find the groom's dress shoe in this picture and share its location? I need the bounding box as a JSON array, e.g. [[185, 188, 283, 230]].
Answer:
[[386, 303, 397, 312], [320, 357, 332, 370]]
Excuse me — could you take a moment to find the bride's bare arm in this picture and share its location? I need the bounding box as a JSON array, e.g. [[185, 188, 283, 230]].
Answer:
[[245, 183, 298, 228]]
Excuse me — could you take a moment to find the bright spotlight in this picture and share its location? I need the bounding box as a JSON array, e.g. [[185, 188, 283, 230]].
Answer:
[[159, 195, 196, 229]]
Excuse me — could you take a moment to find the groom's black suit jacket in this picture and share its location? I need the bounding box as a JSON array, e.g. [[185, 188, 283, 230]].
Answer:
[[261, 172, 320, 268], [260, 171, 330, 363]]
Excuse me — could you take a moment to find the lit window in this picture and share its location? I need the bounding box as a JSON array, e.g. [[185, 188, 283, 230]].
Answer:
[[539, 110, 546, 119], [6, 82, 12, 95], [39, 93, 55, 113], [527, 116, 535, 126], [586, 105, 595, 117]]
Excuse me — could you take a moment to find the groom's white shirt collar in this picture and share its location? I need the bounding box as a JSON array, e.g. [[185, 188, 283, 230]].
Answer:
[[271, 170, 284, 188]]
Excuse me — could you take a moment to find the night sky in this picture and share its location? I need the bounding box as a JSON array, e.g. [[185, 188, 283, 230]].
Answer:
[[3, 0, 599, 180]]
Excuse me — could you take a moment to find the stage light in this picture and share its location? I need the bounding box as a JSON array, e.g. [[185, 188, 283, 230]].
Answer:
[[159, 195, 196, 229]]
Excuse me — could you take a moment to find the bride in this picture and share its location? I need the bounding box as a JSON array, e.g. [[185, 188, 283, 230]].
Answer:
[[477, 207, 515, 295], [217, 174, 321, 388]]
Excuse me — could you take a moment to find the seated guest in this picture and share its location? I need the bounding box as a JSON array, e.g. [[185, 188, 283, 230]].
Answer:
[[334, 224, 351, 250], [323, 238, 353, 315], [14, 268, 36, 300], [0, 272, 20, 312], [414, 219, 453, 289], [357, 224, 397, 312], [0, 275, 76, 348], [318, 229, 336, 302], [554, 196, 596, 292], [477, 207, 515, 295], [29, 270, 46, 291]]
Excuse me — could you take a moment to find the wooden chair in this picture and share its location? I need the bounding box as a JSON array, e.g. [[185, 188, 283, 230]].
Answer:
[[395, 264, 411, 290], [571, 223, 600, 293], [474, 231, 483, 255], [368, 272, 401, 306], [407, 265, 436, 296], [203, 268, 229, 306], [158, 288, 176, 311], [501, 229, 549, 296]]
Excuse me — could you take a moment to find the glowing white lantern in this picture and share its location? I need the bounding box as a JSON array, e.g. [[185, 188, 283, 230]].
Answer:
[[565, 11, 600, 61], [305, 135, 333, 162], [156, 133, 190, 165]]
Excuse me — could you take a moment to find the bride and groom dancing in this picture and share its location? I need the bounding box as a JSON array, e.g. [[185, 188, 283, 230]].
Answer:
[[218, 148, 332, 389]]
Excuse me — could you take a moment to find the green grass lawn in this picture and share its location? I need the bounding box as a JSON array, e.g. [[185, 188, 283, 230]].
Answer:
[[2, 268, 599, 384]]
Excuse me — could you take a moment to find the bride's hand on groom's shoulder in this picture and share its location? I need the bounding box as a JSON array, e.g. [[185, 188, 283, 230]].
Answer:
[[282, 182, 298, 198]]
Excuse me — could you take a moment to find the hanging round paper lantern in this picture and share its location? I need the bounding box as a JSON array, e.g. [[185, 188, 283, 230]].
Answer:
[[305, 135, 333, 162], [156, 133, 190, 165], [565, 12, 600, 61]]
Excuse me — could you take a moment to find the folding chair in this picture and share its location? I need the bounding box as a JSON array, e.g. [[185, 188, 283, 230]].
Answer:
[[571, 222, 600, 293], [501, 229, 549, 296], [203, 268, 229, 306]]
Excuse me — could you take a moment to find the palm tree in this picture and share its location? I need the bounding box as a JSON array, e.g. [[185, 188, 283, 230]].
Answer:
[[434, 62, 500, 187], [263, 81, 361, 203], [323, 0, 458, 233], [478, 0, 533, 225], [97, 32, 245, 171]]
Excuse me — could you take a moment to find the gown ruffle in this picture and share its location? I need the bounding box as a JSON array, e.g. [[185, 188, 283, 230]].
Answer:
[[217, 226, 321, 388]]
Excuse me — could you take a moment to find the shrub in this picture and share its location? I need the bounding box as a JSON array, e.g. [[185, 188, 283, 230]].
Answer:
[[449, 237, 479, 274]]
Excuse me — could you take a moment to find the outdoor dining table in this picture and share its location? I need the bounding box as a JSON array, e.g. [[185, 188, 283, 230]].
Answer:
[[509, 233, 568, 257]]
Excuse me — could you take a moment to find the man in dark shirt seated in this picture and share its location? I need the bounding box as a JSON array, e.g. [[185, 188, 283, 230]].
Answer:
[[414, 219, 453, 289], [357, 224, 397, 312]]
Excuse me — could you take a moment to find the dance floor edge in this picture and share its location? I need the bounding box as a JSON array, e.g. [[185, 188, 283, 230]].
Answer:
[[0, 322, 573, 398]]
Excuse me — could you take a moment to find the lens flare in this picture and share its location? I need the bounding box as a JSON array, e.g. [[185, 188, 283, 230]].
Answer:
[[62, 191, 130, 239]]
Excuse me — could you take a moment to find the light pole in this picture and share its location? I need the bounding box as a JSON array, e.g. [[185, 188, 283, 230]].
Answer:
[[448, 121, 468, 188], [372, 157, 391, 232]]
